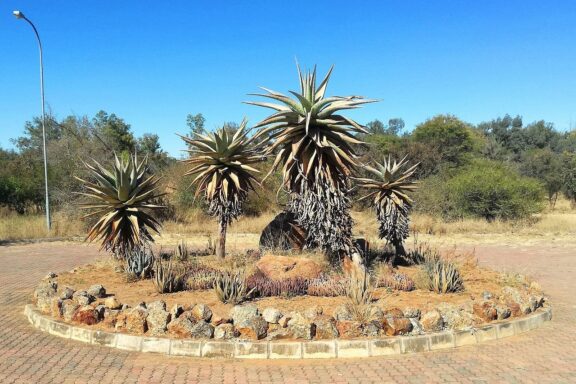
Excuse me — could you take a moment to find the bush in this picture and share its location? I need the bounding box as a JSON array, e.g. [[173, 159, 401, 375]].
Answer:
[[415, 160, 544, 221]]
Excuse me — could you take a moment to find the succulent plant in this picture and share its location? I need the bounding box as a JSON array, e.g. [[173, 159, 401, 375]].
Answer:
[[248, 64, 376, 255], [246, 273, 309, 298], [153, 255, 186, 294], [180, 120, 264, 258], [355, 156, 418, 258], [76, 154, 164, 258], [213, 271, 255, 304], [124, 246, 154, 279]]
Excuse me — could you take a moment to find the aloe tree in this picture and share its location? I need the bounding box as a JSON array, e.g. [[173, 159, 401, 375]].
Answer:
[[248, 64, 376, 258], [355, 156, 418, 263], [181, 119, 263, 258], [76, 154, 164, 259]]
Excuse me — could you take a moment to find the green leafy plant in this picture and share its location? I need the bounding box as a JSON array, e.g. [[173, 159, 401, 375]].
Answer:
[[248, 64, 376, 257], [180, 120, 263, 258], [213, 271, 255, 304], [346, 269, 374, 305], [76, 154, 164, 259]]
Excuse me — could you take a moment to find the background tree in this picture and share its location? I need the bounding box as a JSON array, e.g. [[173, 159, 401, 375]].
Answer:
[[520, 148, 563, 207], [92, 110, 135, 153]]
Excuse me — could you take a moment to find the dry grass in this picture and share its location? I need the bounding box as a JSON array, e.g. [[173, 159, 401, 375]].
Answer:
[[1, 197, 575, 246]]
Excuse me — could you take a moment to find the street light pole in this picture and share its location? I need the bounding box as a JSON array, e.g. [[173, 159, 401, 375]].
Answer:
[[13, 10, 51, 230]]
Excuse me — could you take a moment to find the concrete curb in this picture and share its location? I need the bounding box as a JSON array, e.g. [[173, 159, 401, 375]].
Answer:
[[24, 304, 552, 359]]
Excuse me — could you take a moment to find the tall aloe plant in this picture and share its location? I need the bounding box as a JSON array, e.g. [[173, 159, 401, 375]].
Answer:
[[355, 156, 418, 263], [181, 119, 263, 258], [248, 64, 376, 256], [76, 154, 164, 259]]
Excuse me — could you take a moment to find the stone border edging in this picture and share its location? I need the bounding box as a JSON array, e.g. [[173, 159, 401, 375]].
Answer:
[[24, 304, 552, 359]]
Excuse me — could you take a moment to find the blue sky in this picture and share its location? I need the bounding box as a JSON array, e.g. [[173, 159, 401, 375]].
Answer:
[[1, 1, 575, 157]]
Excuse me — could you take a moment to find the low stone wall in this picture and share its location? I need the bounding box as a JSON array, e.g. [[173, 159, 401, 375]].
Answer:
[[25, 304, 552, 359]]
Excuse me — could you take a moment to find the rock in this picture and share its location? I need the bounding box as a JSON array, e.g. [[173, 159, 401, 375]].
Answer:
[[72, 291, 95, 306], [95, 305, 106, 320], [121, 304, 131, 311], [147, 305, 171, 335], [59, 286, 75, 300], [313, 315, 338, 339], [482, 291, 494, 300], [259, 211, 306, 251], [72, 306, 99, 325], [437, 303, 475, 330], [473, 301, 497, 322], [384, 317, 413, 336], [287, 313, 315, 340], [236, 316, 268, 340], [383, 308, 404, 318], [420, 310, 444, 332], [171, 304, 184, 320], [304, 306, 323, 320], [117, 307, 148, 334], [191, 304, 212, 322], [266, 328, 294, 340], [502, 286, 523, 303], [362, 321, 381, 337], [262, 308, 283, 324], [190, 321, 214, 339], [496, 305, 511, 320], [333, 305, 353, 321], [87, 284, 106, 298], [62, 299, 80, 322], [168, 316, 196, 337], [255, 255, 323, 281], [50, 297, 63, 318], [507, 301, 523, 317], [102, 309, 121, 328], [278, 315, 292, 328], [336, 320, 364, 338], [403, 307, 421, 319], [44, 272, 58, 280], [147, 300, 167, 312], [214, 323, 238, 340], [230, 304, 259, 325], [211, 315, 231, 326], [409, 318, 424, 335], [34, 280, 58, 312], [529, 295, 544, 311], [104, 296, 122, 310]]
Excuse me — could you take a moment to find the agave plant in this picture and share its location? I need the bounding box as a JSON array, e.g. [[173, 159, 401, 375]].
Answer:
[[248, 64, 376, 255], [76, 154, 164, 259], [355, 156, 418, 261], [180, 119, 263, 258]]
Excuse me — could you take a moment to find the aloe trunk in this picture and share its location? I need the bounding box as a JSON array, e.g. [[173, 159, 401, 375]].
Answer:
[[217, 219, 227, 259]]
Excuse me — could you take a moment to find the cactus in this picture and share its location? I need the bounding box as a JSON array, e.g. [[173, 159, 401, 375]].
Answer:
[[213, 271, 255, 304], [124, 246, 153, 279], [153, 256, 186, 293]]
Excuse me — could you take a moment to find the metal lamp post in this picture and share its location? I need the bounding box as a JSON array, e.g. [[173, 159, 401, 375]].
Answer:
[[13, 10, 51, 230]]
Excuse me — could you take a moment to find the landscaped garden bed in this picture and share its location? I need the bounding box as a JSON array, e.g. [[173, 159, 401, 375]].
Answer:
[[32, 246, 548, 342]]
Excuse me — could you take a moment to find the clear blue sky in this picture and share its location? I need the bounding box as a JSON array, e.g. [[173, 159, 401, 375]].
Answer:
[[1, 1, 575, 157]]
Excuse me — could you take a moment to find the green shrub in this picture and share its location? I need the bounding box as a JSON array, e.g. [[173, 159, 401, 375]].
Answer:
[[415, 160, 544, 221]]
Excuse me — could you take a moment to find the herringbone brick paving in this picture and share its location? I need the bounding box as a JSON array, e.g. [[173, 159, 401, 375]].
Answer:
[[0, 241, 574, 383]]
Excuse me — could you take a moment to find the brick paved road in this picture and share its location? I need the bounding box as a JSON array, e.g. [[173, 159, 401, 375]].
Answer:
[[0, 242, 574, 384]]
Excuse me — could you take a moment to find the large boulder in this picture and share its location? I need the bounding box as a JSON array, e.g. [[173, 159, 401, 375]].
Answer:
[[168, 316, 196, 338], [259, 211, 306, 251], [336, 320, 364, 338], [437, 303, 476, 330], [190, 321, 214, 339], [262, 308, 283, 324], [420, 310, 444, 332], [287, 313, 315, 340], [87, 284, 106, 298], [473, 301, 498, 322], [230, 305, 259, 324], [147, 304, 171, 335], [104, 296, 122, 310], [72, 306, 99, 325], [191, 304, 212, 322], [235, 316, 268, 340], [62, 299, 80, 322], [214, 323, 238, 340], [313, 315, 338, 339], [256, 255, 323, 281], [34, 280, 58, 312], [116, 307, 148, 334], [72, 291, 95, 306], [384, 317, 413, 336]]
